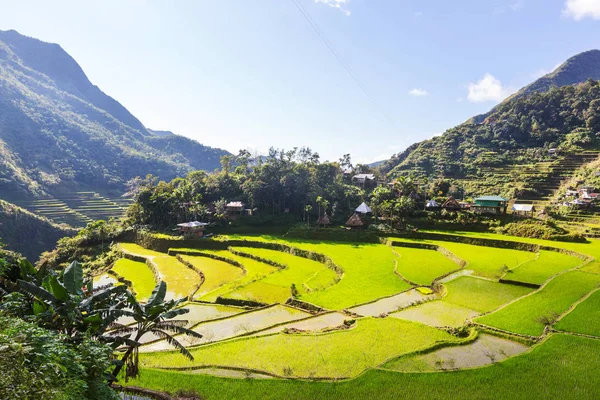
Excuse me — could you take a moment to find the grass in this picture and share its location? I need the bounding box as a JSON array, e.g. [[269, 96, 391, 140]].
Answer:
[[139, 318, 459, 378], [554, 289, 600, 337], [391, 301, 479, 327], [506, 251, 583, 285], [476, 271, 600, 336], [178, 255, 245, 298], [231, 247, 337, 295], [394, 247, 460, 285], [443, 276, 533, 313], [111, 258, 156, 301], [126, 334, 600, 400]]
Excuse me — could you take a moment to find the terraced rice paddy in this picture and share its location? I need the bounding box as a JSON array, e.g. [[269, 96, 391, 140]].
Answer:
[[554, 289, 600, 337], [110, 231, 600, 398], [139, 318, 460, 378], [348, 288, 435, 317], [442, 276, 533, 313], [178, 255, 245, 298], [504, 251, 583, 285], [141, 305, 310, 351], [393, 246, 461, 285], [170, 249, 279, 302], [391, 301, 479, 327], [118, 243, 201, 300], [169, 303, 245, 328], [276, 241, 411, 309], [111, 258, 156, 301], [14, 192, 129, 228], [223, 247, 337, 302], [428, 241, 536, 279], [383, 333, 528, 371], [476, 271, 600, 336]]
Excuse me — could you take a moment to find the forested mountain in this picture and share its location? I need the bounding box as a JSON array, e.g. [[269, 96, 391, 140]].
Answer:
[[382, 50, 600, 183], [0, 199, 75, 260], [0, 29, 228, 200]]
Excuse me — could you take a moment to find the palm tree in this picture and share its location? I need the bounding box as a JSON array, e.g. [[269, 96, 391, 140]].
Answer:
[[108, 281, 202, 380]]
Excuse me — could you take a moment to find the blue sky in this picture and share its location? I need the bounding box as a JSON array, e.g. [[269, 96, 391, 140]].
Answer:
[[1, 0, 600, 163]]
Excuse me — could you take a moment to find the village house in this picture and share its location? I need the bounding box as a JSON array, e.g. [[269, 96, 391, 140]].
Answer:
[[352, 174, 376, 188], [471, 196, 508, 215], [177, 221, 209, 238], [512, 203, 536, 218], [225, 201, 244, 219]]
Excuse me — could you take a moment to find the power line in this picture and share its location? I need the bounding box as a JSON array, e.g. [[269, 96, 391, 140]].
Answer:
[[289, 0, 400, 133]]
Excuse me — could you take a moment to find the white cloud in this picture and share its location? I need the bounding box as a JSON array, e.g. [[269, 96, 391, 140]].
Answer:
[[409, 88, 429, 97], [315, 0, 351, 16], [414, 11, 423, 18], [563, 0, 600, 20], [466, 73, 513, 103]]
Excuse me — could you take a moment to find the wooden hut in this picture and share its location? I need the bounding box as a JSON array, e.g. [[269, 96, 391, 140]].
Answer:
[[316, 212, 332, 227], [442, 196, 461, 211], [345, 213, 364, 228]]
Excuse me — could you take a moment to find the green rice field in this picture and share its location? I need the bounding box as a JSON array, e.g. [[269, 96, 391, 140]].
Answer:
[[393, 246, 461, 285], [553, 289, 600, 337], [442, 276, 533, 313], [476, 271, 600, 336], [111, 258, 156, 301], [506, 251, 583, 285], [139, 318, 460, 378], [14, 191, 129, 228], [105, 231, 600, 398]]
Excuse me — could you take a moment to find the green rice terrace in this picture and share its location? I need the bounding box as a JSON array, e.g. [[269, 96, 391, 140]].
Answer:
[[100, 230, 600, 399], [13, 191, 130, 228]]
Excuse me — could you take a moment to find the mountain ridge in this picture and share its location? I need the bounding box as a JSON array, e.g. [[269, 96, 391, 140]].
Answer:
[[381, 49, 600, 186], [0, 29, 229, 199]]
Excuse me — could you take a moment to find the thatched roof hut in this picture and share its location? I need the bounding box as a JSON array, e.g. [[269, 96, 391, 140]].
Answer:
[[442, 196, 461, 210], [345, 213, 364, 228], [317, 212, 331, 226]]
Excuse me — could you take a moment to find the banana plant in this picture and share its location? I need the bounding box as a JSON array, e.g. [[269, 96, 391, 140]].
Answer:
[[109, 280, 203, 380], [17, 260, 128, 339]]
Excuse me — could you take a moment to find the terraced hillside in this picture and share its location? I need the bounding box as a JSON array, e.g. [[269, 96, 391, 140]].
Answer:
[[98, 231, 600, 398], [457, 151, 600, 209], [13, 192, 130, 228]]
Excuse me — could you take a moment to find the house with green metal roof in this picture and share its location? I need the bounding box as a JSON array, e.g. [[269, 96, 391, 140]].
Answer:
[[471, 195, 508, 215]]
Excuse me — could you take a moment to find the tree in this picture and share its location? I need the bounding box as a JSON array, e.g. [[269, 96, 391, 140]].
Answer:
[[220, 155, 233, 175], [305, 204, 313, 228], [108, 281, 202, 380]]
